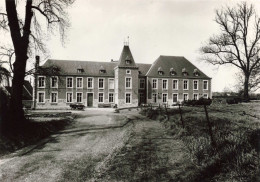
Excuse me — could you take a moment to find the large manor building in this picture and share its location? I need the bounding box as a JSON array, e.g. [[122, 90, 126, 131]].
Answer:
[[34, 45, 211, 109]]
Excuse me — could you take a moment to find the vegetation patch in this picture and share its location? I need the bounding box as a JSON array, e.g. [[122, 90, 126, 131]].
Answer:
[[0, 115, 74, 157], [141, 102, 260, 182]]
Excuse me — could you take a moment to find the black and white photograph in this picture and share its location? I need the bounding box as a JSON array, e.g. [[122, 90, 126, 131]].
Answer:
[[0, 0, 259, 181]]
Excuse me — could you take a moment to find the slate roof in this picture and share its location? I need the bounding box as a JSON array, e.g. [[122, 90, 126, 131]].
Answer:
[[42, 59, 152, 77], [146, 56, 210, 79], [118, 45, 138, 68]]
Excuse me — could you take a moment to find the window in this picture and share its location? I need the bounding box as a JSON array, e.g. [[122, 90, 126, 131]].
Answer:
[[99, 78, 104, 89], [67, 77, 73, 88], [193, 93, 198, 100], [158, 71, 163, 75], [140, 79, 145, 89], [126, 93, 131, 103], [98, 93, 104, 103], [183, 93, 188, 101], [193, 80, 198, 90], [51, 76, 58, 88], [126, 70, 131, 74], [51, 92, 58, 103], [152, 79, 157, 89], [173, 94, 178, 102], [203, 93, 208, 99], [183, 80, 188, 90], [126, 60, 131, 64], [203, 80, 208, 90], [126, 77, 132, 88], [38, 92, 45, 103], [109, 79, 114, 89], [38, 76, 45, 88], [76, 92, 83, 103], [77, 69, 84, 73], [87, 78, 93, 89], [109, 93, 114, 103], [162, 79, 168, 90], [162, 93, 167, 103], [66, 92, 73, 103], [76, 77, 83, 88], [100, 70, 106, 74], [173, 80, 178, 90], [152, 93, 157, 103]]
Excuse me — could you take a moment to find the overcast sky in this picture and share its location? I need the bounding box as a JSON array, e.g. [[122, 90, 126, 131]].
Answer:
[[1, 0, 260, 92]]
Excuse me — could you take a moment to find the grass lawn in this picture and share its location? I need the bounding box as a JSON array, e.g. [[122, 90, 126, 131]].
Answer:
[[148, 101, 260, 182]]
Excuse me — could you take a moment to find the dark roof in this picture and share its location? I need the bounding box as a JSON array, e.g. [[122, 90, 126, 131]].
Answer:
[[146, 56, 210, 79], [42, 59, 152, 77], [136, 63, 152, 76], [42, 59, 118, 76], [118, 45, 138, 68]]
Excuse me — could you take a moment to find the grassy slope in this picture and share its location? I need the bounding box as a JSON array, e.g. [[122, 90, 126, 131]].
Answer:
[[160, 102, 260, 182], [0, 114, 73, 157]]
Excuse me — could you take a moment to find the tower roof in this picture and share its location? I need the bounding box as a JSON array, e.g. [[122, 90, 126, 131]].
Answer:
[[118, 45, 138, 68]]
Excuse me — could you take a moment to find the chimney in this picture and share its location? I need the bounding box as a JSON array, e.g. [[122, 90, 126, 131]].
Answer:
[[35, 55, 40, 70], [111, 59, 113, 62]]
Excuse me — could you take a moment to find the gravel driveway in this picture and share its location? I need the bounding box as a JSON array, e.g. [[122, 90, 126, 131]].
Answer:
[[0, 109, 133, 182]]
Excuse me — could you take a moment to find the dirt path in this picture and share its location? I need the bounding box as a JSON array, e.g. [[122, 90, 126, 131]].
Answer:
[[0, 109, 133, 182], [0, 109, 189, 182], [95, 116, 190, 182]]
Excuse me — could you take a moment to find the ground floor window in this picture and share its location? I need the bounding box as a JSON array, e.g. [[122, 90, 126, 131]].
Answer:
[[67, 92, 73, 103], [162, 93, 167, 103], [193, 93, 198, 100], [183, 93, 188, 101], [203, 93, 208, 99], [152, 93, 157, 103], [77, 92, 83, 103], [109, 93, 114, 103], [38, 92, 45, 103], [99, 93, 104, 103], [173, 94, 178, 102], [126, 93, 131, 104], [51, 92, 58, 103]]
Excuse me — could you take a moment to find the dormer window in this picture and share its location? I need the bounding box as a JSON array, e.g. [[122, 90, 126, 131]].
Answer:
[[77, 69, 84, 73], [126, 60, 131, 64], [99, 66, 106, 74], [193, 69, 200, 76], [170, 68, 176, 76], [77, 65, 84, 73], [125, 56, 131, 64], [158, 67, 163, 75], [182, 68, 188, 76]]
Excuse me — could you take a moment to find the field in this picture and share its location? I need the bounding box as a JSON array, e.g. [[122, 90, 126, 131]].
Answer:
[[143, 101, 260, 181]]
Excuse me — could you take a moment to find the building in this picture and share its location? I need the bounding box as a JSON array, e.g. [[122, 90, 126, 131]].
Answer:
[[34, 44, 211, 109]]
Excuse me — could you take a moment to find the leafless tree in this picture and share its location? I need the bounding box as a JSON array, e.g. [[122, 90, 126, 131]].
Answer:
[[201, 2, 260, 100], [0, 0, 74, 124]]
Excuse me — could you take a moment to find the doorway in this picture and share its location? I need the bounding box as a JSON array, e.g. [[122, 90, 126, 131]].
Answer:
[[87, 93, 93, 107]]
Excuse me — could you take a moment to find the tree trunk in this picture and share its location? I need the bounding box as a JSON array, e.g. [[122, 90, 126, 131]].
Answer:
[[9, 52, 28, 123], [244, 73, 250, 101], [5, 0, 33, 124]]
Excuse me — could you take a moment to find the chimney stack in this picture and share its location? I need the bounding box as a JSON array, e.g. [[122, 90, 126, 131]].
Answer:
[[35, 55, 40, 70]]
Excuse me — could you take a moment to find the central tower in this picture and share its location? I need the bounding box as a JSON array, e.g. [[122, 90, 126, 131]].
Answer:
[[114, 45, 139, 107]]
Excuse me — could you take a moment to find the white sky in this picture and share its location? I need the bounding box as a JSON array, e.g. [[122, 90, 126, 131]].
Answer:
[[1, 0, 260, 92]]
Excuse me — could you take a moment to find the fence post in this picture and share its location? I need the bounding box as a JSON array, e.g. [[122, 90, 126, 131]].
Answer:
[[164, 104, 169, 120], [204, 104, 216, 147], [178, 104, 184, 128]]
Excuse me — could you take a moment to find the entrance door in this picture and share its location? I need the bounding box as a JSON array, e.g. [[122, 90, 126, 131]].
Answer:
[[87, 93, 93, 107]]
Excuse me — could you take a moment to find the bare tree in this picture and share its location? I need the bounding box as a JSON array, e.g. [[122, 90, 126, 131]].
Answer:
[[235, 68, 260, 93], [201, 2, 260, 100], [0, 0, 74, 124]]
